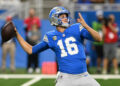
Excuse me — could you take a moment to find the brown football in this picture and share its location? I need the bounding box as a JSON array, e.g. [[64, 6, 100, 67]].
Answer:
[[1, 21, 16, 42]]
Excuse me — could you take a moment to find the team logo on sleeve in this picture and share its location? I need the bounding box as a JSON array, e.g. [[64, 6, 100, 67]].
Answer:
[[53, 36, 57, 40], [79, 25, 84, 31], [43, 35, 49, 42]]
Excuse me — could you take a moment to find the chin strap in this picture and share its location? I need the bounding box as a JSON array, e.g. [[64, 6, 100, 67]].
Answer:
[[61, 23, 69, 28]]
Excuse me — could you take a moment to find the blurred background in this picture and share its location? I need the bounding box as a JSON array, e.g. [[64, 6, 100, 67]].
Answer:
[[0, 0, 120, 86]]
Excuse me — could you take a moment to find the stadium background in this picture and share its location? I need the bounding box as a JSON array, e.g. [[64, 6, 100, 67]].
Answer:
[[0, 0, 120, 86], [1, 11, 120, 68]]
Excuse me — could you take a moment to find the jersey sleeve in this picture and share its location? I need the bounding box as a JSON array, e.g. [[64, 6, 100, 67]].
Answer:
[[32, 41, 49, 54], [32, 33, 53, 54], [42, 34, 53, 47], [77, 23, 95, 41]]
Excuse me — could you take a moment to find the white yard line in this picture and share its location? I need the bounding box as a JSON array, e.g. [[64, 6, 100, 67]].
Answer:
[[0, 74, 120, 79], [0, 74, 56, 86], [0, 74, 120, 86], [21, 77, 42, 86], [0, 74, 56, 79], [0, 74, 57, 79]]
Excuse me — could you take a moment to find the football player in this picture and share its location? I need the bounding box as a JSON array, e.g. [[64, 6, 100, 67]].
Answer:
[[15, 6, 101, 86]]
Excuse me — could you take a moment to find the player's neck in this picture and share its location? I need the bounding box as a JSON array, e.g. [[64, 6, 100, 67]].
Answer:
[[56, 26, 66, 33]]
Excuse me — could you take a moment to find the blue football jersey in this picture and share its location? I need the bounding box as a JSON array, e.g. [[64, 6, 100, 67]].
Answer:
[[33, 23, 94, 74]]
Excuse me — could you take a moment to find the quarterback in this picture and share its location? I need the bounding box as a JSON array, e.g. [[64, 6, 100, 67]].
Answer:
[[15, 6, 101, 86]]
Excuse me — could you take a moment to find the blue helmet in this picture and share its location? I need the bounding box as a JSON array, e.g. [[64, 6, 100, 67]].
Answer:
[[49, 6, 70, 27]]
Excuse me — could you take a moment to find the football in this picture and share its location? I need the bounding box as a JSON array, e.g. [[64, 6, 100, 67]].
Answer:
[[1, 21, 16, 42]]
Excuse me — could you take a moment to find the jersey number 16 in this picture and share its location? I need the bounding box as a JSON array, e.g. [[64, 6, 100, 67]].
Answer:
[[57, 37, 79, 57]]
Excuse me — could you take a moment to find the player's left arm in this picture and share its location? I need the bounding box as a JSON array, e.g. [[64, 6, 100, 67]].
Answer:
[[77, 13, 102, 42]]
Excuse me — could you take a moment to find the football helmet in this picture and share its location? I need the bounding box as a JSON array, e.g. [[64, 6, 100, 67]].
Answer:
[[49, 6, 70, 27]]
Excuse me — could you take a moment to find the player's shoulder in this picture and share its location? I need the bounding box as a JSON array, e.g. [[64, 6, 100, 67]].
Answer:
[[69, 23, 84, 32], [43, 30, 56, 43], [46, 30, 56, 35], [70, 23, 80, 28], [45, 30, 57, 38]]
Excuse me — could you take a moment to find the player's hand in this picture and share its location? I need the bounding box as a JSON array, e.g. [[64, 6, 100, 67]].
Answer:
[[14, 27, 17, 32], [77, 13, 87, 27], [14, 27, 17, 34]]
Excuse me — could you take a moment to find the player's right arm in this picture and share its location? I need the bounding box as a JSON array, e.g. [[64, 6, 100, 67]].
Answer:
[[15, 28, 49, 54], [16, 30, 32, 54]]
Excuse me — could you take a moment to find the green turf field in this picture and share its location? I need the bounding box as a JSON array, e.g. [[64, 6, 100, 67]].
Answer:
[[97, 79, 120, 86], [0, 79, 31, 86], [0, 68, 120, 86], [0, 67, 120, 74], [0, 78, 120, 86], [31, 79, 55, 86], [32, 79, 120, 86]]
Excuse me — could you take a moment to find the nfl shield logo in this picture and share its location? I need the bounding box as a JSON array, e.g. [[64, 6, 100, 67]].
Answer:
[[53, 36, 57, 40], [62, 34, 65, 37]]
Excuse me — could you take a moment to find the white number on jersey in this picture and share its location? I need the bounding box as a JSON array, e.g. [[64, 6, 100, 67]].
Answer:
[[57, 37, 79, 57]]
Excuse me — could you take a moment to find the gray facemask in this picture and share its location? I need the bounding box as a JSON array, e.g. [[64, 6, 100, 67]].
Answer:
[[61, 23, 69, 28]]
